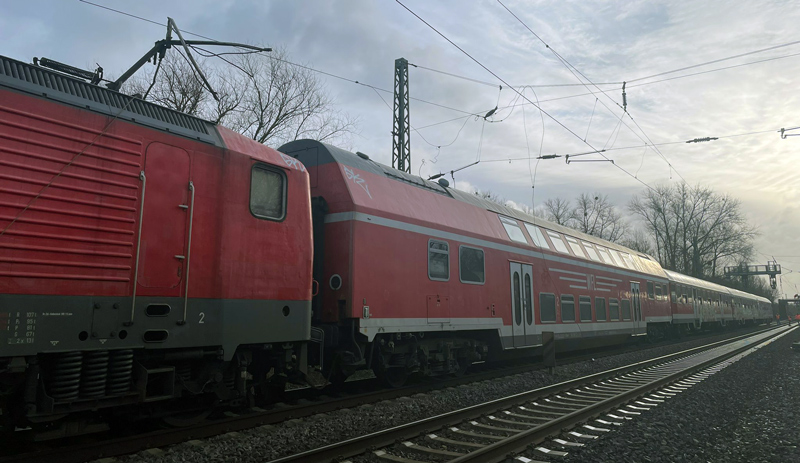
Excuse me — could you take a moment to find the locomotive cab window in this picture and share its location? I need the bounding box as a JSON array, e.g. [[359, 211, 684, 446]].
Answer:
[[459, 246, 485, 284], [428, 239, 449, 281], [540, 293, 556, 322], [499, 216, 528, 244], [250, 164, 286, 220]]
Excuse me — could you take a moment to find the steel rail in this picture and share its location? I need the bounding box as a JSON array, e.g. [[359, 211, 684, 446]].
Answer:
[[267, 325, 788, 463], [2, 325, 777, 463], [451, 325, 796, 463]]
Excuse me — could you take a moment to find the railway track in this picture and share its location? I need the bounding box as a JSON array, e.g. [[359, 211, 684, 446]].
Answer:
[[269, 325, 794, 463], [0, 325, 774, 463]]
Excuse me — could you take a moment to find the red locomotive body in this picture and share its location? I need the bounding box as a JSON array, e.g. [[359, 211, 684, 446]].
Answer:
[[0, 55, 312, 429]]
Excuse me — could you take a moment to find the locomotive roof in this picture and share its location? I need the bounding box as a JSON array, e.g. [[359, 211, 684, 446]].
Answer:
[[280, 139, 664, 268], [0, 54, 223, 146]]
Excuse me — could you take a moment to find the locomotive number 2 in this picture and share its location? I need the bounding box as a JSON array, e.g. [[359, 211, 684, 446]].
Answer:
[[198, 312, 205, 324]]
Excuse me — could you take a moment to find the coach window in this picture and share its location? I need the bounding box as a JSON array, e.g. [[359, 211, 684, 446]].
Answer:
[[581, 241, 603, 262], [621, 299, 632, 320], [499, 216, 528, 244], [579, 296, 592, 322], [250, 164, 287, 220], [524, 274, 533, 324], [523, 223, 551, 249], [561, 295, 575, 322], [546, 231, 570, 254], [596, 297, 607, 321], [609, 298, 620, 320], [621, 252, 639, 271], [655, 284, 662, 301], [428, 239, 449, 281], [513, 272, 522, 325], [540, 293, 556, 322], [597, 246, 616, 265], [670, 288, 677, 303], [459, 246, 485, 284], [565, 236, 588, 258], [612, 250, 629, 268], [647, 281, 655, 300]]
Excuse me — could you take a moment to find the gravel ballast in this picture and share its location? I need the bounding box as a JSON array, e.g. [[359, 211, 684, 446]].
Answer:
[[557, 326, 800, 463], [112, 327, 779, 463]]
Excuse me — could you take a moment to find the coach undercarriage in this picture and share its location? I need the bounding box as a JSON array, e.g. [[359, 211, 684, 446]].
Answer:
[[319, 323, 489, 388]]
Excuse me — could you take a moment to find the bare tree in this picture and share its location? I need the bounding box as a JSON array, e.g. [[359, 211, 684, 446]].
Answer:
[[573, 193, 629, 242], [620, 228, 654, 255], [539, 197, 573, 226], [629, 184, 757, 278], [125, 47, 358, 147], [474, 189, 507, 205], [125, 53, 208, 115]]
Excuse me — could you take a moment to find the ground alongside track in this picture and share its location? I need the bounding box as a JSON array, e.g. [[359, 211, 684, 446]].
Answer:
[[561, 325, 800, 463], [109, 327, 774, 463]]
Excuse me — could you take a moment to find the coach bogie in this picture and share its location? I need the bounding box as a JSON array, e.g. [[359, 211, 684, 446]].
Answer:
[[370, 332, 487, 386]]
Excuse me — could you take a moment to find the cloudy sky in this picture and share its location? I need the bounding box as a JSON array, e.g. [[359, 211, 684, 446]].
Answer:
[[3, 0, 800, 296]]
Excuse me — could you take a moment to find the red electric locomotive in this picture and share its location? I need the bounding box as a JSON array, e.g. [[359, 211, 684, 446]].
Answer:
[[0, 55, 312, 434]]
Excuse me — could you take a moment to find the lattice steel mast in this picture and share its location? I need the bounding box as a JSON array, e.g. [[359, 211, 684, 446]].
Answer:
[[392, 58, 410, 173]]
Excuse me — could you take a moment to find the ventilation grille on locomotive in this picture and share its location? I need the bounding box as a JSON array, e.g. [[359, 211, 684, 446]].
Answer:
[[0, 55, 218, 143]]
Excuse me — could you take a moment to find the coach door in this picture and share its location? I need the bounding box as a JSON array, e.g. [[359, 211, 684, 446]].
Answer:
[[631, 282, 645, 336], [510, 263, 535, 347], [137, 143, 191, 293]]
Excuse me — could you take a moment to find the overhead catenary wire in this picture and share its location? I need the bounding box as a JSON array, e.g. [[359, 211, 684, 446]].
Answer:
[[496, 0, 687, 184], [395, 0, 657, 192], [79, 0, 486, 119], [479, 126, 785, 163], [80, 0, 800, 146], [412, 40, 800, 136]]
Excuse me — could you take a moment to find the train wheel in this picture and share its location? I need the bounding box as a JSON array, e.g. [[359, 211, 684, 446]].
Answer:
[[161, 398, 217, 427], [377, 366, 409, 388], [452, 357, 470, 377]]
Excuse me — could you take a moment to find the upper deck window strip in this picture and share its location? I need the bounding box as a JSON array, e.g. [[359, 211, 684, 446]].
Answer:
[[499, 216, 528, 244], [323, 212, 671, 283], [546, 231, 571, 254], [523, 223, 550, 249], [565, 236, 588, 259], [581, 241, 603, 262]]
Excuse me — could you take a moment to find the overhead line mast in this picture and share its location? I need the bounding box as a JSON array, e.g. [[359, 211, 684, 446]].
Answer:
[[392, 57, 411, 173]]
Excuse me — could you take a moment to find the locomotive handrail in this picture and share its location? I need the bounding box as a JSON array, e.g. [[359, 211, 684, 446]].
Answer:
[[178, 181, 195, 326], [127, 170, 147, 327]]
